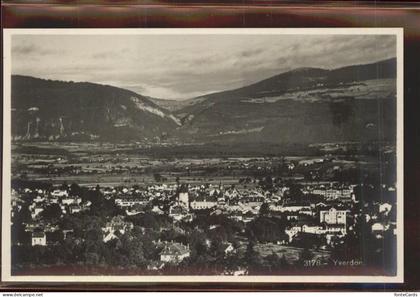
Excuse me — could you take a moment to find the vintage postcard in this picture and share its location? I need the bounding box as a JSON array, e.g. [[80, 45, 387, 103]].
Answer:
[[2, 28, 404, 283]]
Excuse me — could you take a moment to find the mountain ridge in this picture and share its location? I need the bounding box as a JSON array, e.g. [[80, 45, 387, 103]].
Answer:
[[11, 75, 180, 141], [10, 57, 397, 145], [174, 57, 396, 144]]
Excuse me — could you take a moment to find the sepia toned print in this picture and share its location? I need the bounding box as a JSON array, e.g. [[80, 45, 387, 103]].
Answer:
[[2, 28, 404, 283]]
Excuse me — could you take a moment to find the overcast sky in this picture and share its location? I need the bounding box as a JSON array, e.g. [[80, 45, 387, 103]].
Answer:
[[12, 34, 396, 100]]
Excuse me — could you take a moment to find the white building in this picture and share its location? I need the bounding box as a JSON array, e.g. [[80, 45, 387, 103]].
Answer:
[[69, 205, 82, 214], [102, 216, 133, 242], [311, 186, 352, 200], [51, 189, 68, 198], [325, 224, 347, 235], [178, 192, 189, 210], [190, 198, 217, 210], [285, 226, 302, 242], [31, 206, 44, 219], [31, 232, 47, 246], [61, 196, 81, 206], [160, 242, 190, 263], [115, 196, 148, 208], [379, 203, 392, 215], [302, 224, 325, 234], [270, 204, 310, 213], [320, 207, 348, 225]]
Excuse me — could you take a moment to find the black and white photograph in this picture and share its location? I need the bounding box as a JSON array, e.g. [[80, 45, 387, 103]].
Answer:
[[2, 28, 403, 283]]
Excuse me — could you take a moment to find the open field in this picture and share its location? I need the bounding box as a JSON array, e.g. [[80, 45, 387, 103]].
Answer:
[[11, 141, 395, 187]]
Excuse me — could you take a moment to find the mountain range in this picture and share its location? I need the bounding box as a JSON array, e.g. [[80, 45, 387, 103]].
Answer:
[[11, 76, 180, 142], [11, 57, 396, 145]]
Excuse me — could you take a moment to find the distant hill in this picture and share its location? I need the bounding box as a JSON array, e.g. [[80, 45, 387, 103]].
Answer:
[[11, 75, 181, 141], [147, 97, 196, 113], [175, 58, 397, 145], [11, 57, 397, 145]]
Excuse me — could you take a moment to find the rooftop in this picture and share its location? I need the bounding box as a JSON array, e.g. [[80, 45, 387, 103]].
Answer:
[[161, 242, 190, 256]]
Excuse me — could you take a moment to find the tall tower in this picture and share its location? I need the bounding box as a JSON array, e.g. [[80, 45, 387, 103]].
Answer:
[[178, 184, 189, 210], [178, 192, 189, 210]]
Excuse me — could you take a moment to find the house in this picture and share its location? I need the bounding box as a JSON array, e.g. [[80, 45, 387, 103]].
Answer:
[[209, 188, 222, 197], [81, 201, 92, 211], [114, 195, 149, 208], [228, 211, 243, 221], [320, 207, 348, 225], [285, 226, 302, 242], [31, 232, 47, 246], [31, 206, 44, 219], [49, 196, 59, 204], [69, 205, 82, 214], [217, 196, 226, 205], [61, 196, 81, 206], [190, 196, 217, 210], [371, 222, 388, 238], [51, 189, 68, 198], [160, 242, 190, 263], [169, 205, 188, 221], [224, 188, 240, 200], [62, 229, 73, 240], [302, 224, 325, 235], [103, 232, 118, 243], [242, 212, 255, 222], [233, 268, 247, 276], [241, 196, 264, 208], [378, 203, 392, 215], [286, 220, 346, 243], [102, 216, 134, 242], [270, 204, 310, 213], [151, 205, 164, 214], [299, 207, 313, 216], [147, 261, 164, 271], [310, 184, 353, 200], [125, 209, 143, 216], [324, 223, 347, 235], [11, 191, 24, 207], [34, 196, 46, 203], [223, 242, 235, 255]]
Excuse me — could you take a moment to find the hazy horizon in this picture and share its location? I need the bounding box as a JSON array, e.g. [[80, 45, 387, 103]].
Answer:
[[12, 34, 396, 101]]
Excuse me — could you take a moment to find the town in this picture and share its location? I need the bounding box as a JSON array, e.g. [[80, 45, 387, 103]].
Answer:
[[10, 151, 397, 276]]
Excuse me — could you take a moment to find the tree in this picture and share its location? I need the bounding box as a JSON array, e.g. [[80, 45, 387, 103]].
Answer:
[[85, 252, 101, 265], [88, 190, 119, 217], [264, 252, 289, 273], [12, 204, 32, 225], [247, 216, 288, 243], [209, 239, 225, 260], [127, 239, 146, 267], [117, 233, 146, 268], [46, 230, 64, 244], [259, 203, 270, 217], [224, 252, 242, 274], [69, 183, 82, 196], [188, 230, 209, 260], [285, 183, 304, 202], [11, 222, 30, 245], [259, 175, 273, 191], [41, 203, 62, 221], [292, 233, 326, 249], [264, 252, 280, 273], [296, 248, 314, 266], [244, 241, 261, 274]]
